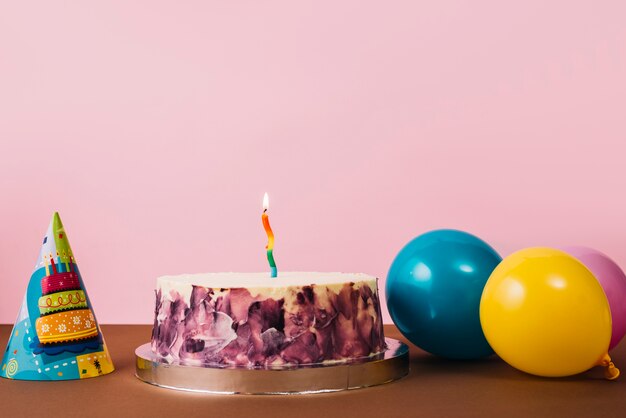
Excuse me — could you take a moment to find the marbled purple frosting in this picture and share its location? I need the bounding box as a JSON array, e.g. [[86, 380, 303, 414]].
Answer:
[[151, 279, 386, 368]]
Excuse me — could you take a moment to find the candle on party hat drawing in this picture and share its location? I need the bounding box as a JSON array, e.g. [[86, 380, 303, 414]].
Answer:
[[62, 249, 70, 272], [43, 254, 50, 276], [50, 255, 58, 274], [262, 192, 278, 277]]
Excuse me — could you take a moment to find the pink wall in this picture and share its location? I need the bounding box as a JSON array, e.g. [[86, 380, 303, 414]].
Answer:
[[1, 1, 625, 324]]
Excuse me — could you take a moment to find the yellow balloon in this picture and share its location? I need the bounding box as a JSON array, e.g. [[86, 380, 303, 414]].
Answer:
[[480, 247, 619, 379]]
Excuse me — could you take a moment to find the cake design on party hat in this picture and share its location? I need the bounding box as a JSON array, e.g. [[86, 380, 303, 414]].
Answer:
[[0, 212, 114, 380], [34, 222, 98, 344]]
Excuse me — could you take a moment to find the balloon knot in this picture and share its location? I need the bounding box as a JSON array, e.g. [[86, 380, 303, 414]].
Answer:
[[600, 354, 620, 381]]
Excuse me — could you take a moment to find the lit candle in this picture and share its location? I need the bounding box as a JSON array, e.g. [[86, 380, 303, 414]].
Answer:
[[262, 192, 278, 278]]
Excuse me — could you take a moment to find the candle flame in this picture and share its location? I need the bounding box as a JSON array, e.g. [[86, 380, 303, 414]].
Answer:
[[263, 192, 269, 211]]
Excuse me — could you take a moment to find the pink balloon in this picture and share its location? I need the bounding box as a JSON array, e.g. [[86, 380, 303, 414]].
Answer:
[[563, 246, 626, 350]]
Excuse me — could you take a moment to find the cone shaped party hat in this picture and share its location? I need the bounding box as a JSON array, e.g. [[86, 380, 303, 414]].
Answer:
[[0, 212, 114, 380]]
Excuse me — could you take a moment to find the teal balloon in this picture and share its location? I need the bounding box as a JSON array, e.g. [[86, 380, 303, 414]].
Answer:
[[386, 229, 501, 359]]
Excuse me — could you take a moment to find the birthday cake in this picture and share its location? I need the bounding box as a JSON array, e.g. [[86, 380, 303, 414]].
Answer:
[[151, 272, 386, 367], [35, 262, 99, 344]]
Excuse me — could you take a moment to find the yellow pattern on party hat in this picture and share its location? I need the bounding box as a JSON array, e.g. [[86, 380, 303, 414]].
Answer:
[[0, 212, 114, 380]]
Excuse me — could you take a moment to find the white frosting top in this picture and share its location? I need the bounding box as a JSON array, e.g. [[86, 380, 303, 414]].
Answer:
[[157, 271, 376, 289], [156, 272, 379, 310]]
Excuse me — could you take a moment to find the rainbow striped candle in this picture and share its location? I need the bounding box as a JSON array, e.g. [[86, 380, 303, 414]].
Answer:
[[262, 192, 278, 278]]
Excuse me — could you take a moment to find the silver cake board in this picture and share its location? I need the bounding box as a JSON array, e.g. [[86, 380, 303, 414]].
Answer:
[[135, 338, 409, 395]]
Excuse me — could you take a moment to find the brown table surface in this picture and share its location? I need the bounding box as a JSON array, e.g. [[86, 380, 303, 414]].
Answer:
[[1, 324, 624, 418]]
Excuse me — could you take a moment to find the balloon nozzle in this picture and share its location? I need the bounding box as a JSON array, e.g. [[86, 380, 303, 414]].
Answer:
[[600, 354, 620, 381]]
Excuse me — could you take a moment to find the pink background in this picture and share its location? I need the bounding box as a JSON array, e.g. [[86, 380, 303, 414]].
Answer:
[[1, 1, 625, 324]]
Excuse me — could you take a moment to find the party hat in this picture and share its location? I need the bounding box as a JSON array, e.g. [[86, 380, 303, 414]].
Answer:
[[0, 212, 114, 380]]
